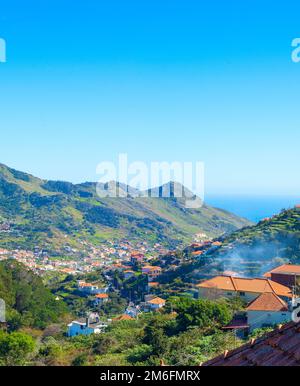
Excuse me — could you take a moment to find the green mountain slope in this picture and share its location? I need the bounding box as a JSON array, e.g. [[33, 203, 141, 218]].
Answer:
[[217, 207, 300, 264], [0, 163, 251, 253], [173, 207, 300, 283]]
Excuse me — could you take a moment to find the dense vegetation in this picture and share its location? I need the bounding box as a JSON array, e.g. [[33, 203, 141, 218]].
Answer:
[[0, 260, 67, 330], [0, 260, 273, 366]]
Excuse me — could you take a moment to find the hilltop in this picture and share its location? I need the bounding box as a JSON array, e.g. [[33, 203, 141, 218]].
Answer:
[[0, 163, 251, 254]]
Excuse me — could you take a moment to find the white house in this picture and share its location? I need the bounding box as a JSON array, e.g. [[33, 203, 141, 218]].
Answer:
[[78, 281, 108, 295], [145, 297, 166, 311], [246, 292, 291, 331]]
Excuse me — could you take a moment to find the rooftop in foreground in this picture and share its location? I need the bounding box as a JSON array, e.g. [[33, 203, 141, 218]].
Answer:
[[203, 321, 300, 366]]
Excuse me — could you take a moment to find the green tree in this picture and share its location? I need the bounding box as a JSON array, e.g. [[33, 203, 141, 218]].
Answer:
[[0, 331, 35, 365]]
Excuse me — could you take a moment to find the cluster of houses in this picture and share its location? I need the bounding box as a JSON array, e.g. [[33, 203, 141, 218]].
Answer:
[[196, 263, 300, 336], [67, 294, 166, 337], [188, 240, 223, 259], [77, 280, 110, 306], [67, 258, 166, 337], [0, 236, 172, 279]]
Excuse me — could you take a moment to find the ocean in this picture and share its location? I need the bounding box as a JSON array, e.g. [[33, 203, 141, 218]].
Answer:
[[205, 195, 300, 224]]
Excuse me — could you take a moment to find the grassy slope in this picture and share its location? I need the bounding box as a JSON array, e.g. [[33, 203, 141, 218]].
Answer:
[[0, 163, 251, 253]]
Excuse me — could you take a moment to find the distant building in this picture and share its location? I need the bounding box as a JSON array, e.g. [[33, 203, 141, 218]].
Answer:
[[124, 304, 141, 318], [142, 265, 162, 281], [146, 297, 166, 311], [130, 252, 144, 265], [67, 313, 107, 337], [94, 293, 109, 305], [78, 281, 108, 295], [147, 281, 159, 292]]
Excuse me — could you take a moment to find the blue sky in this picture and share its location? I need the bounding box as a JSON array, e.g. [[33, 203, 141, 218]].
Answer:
[[0, 0, 300, 195]]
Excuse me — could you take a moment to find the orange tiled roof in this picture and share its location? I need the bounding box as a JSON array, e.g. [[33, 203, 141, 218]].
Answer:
[[191, 251, 203, 256], [246, 292, 288, 312], [148, 282, 159, 287], [196, 275, 292, 297], [95, 293, 108, 299], [147, 297, 165, 305], [263, 264, 300, 277]]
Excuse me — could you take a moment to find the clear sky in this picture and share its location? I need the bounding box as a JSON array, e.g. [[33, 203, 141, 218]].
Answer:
[[0, 0, 300, 195]]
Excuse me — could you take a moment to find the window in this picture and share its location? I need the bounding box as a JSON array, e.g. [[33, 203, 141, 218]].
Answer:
[[226, 292, 232, 296], [239, 292, 245, 296]]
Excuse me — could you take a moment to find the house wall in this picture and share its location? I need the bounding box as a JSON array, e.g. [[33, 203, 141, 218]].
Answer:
[[94, 297, 108, 305], [270, 273, 298, 289], [198, 287, 259, 303], [80, 286, 108, 295], [247, 310, 291, 331], [149, 303, 165, 310], [67, 323, 94, 337]]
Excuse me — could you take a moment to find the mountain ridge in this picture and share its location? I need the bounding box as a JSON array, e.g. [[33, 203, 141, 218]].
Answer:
[[0, 163, 251, 254]]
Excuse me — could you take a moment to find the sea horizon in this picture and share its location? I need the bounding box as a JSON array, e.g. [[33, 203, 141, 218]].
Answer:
[[205, 194, 300, 223]]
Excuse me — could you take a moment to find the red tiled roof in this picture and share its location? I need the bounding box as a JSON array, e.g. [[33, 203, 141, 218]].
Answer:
[[203, 322, 300, 366], [264, 264, 300, 277], [79, 282, 93, 287], [147, 297, 165, 305], [148, 282, 159, 287], [246, 292, 288, 312], [191, 251, 203, 256], [196, 275, 292, 297], [95, 293, 108, 299]]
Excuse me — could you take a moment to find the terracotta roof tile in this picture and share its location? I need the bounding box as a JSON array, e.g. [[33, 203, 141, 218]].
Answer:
[[246, 292, 288, 312], [203, 322, 300, 366], [147, 297, 165, 305], [196, 275, 292, 297], [264, 264, 300, 276], [95, 293, 108, 299]]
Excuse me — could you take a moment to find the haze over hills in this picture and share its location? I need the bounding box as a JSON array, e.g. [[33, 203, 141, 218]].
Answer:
[[168, 206, 300, 285], [0, 163, 251, 254]]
